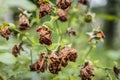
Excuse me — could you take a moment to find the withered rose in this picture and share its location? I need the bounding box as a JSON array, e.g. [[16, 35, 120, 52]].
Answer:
[[56, 0, 71, 10], [19, 14, 30, 30], [37, 27, 52, 45], [57, 9, 67, 22], [39, 3, 52, 18], [30, 52, 47, 72], [59, 46, 78, 63], [113, 66, 120, 79], [48, 53, 62, 74], [0, 26, 11, 40], [66, 27, 76, 36], [12, 42, 24, 57], [80, 61, 94, 80], [88, 30, 105, 42], [78, 0, 88, 5]]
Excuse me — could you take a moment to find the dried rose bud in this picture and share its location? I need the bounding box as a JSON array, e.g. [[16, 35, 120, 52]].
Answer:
[[30, 52, 47, 72], [12, 42, 24, 57], [66, 27, 76, 36], [48, 53, 62, 74], [37, 27, 52, 45], [56, 0, 71, 10], [80, 61, 94, 80], [39, 3, 52, 18], [59, 46, 78, 62], [113, 66, 120, 79], [19, 14, 30, 31], [38, 0, 43, 4], [57, 9, 67, 22], [0, 26, 11, 40], [88, 30, 105, 42], [95, 30, 105, 39], [78, 0, 88, 5]]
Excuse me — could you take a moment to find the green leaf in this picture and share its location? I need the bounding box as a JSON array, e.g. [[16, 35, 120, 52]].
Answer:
[[5, 0, 37, 11], [0, 53, 16, 64]]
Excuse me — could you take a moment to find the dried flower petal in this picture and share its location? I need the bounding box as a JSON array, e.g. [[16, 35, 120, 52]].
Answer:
[[113, 66, 120, 79], [48, 53, 62, 74], [66, 27, 76, 36], [0, 26, 11, 40], [56, 0, 71, 10], [38, 27, 52, 45], [30, 52, 47, 72], [78, 0, 88, 5], [19, 14, 30, 30], [57, 9, 67, 21], [39, 3, 52, 18], [12, 42, 23, 57], [80, 61, 94, 80]]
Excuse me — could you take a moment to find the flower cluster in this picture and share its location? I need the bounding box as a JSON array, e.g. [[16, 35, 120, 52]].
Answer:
[[30, 46, 77, 74], [36, 26, 52, 45]]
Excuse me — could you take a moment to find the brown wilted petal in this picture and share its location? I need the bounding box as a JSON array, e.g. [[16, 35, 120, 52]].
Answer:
[[80, 61, 94, 80], [39, 3, 52, 18], [48, 53, 62, 74], [78, 0, 88, 5], [113, 66, 120, 79], [30, 52, 47, 72], [59, 46, 78, 63], [37, 27, 52, 45], [56, 0, 71, 10], [12, 42, 24, 57], [0, 26, 11, 40], [57, 9, 67, 22], [19, 14, 30, 30], [66, 27, 76, 36]]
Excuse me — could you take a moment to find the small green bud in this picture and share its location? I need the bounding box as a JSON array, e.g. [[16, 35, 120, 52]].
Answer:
[[84, 14, 92, 23]]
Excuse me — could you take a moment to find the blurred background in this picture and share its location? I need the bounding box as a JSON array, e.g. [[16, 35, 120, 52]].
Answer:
[[0, 0, 120, 80]]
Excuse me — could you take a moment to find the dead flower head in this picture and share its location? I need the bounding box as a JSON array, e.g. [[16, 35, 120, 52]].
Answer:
[[57, 9, 67, 22], [0, 26, 11, 40], [39, 3, 52, 18], [48, 53, 62, 74], [12, 42, 24, 57], [30, 52, 47, 73], [56, 0, 72, 10], [19, 14, 30, 30], [80, 61, 94, 80], [36, 26, 52, 45]]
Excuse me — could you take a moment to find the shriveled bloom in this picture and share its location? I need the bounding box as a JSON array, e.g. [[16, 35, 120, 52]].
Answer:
[[57, 9, 67, 22], [48, 53, 62, 74], [113, 66, 120, 79], [30, 52, 47, 72], [19, 14, 30, 30], [80, 61, 94, 80], [56, 0, 71, 10], [39, 3, 52, 18], [87, 29, 105, 42], [78, 0, 88, 5], [66, 27, 76, 36], [0, 26, 11, 40], [12, 42, 24, 57], [36, 27, 52, 45], [58, 46, 78, 67]]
